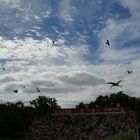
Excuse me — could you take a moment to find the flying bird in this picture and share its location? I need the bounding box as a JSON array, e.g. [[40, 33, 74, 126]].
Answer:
[[1, 63, 5, 71], [36, 88, 41, 93], [106, 40, 110, 46], [2, 67, 5, 71], [127, 70, 132, 74], [14, 89, 18, 93], [52, 40, 55, 45], [65, 75, 69, 77], [107, 80, 122, 87]]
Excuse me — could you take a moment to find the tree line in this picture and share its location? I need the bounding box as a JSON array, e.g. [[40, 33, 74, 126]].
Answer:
[[0, 91, 140, 139]]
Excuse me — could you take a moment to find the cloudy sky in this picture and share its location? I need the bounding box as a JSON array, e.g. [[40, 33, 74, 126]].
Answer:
[[0, 0, 140, 107]]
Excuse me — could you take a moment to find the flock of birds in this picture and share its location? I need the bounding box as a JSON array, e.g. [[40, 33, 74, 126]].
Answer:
[[1, 40, 57, 94], [0, 39, 132, 93], [107, 71, 132, 88], [105, 40, 133, 88]]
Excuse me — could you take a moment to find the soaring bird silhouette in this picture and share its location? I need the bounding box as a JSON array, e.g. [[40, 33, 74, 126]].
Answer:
[[2, 67, 5, 71], [106, 40, 110, 46], [127, 70, 132, 74], [36, 88, 41, 93], [1, 63, 5, 71], [107, 80, 122, 87], [52, 40, 55, 45], [14, 89, 18, 93], [65, 75, 68, 77]]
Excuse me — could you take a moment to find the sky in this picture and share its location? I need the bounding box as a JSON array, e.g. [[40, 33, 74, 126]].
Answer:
[[0, 0, 140, 107]]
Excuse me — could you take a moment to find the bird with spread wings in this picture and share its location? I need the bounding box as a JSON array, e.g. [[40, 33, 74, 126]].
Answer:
[[107, 80, 122, 87]]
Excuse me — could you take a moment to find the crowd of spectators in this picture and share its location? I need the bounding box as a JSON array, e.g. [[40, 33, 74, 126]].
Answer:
[[27, 109, 137, 140]]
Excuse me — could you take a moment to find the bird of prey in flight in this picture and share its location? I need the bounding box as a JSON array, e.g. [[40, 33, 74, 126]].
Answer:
[[1, 63, 5, 71], [107, 80, 122, 87], [52, 40, 55, 45], [14, 89, 18, 93], [127, 70, 132, 74], [2, 67, 5, 71], [106, 40, 110, 46], [36, 88, 41, 93]]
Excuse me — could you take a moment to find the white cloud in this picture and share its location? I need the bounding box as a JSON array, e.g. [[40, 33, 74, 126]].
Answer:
[[0, 0, 21, 9], [99, 47, 140, 63], [0, 0, 52, 38], [59, 0, 74, 23], [0, 0, 140, 108], [0, 36, 140, 107], [98, 9, 140, 63], [118, 0, 140, 18]]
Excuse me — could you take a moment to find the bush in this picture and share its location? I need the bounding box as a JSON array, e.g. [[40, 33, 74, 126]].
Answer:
[[107, 130, 135, 140]]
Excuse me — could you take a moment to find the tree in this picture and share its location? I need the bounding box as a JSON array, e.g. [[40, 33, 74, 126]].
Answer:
[[0, 102, 25, 139], [30, 96, 57, 115], [76, 102, 87, 109], [15, 101, 24, 108]]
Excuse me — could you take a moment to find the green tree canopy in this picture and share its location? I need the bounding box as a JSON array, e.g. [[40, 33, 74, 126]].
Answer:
[[30, 96, 58, 115]]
